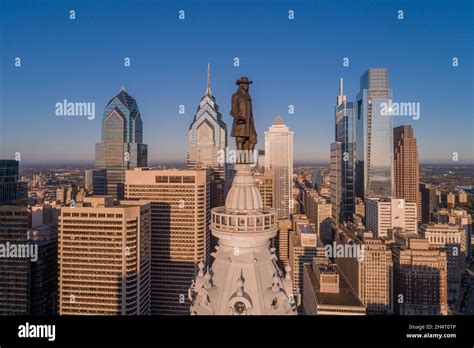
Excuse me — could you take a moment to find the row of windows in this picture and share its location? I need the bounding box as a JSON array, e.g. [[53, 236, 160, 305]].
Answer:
[[154, 176, 196, 183], [63, 213, 124, 218]]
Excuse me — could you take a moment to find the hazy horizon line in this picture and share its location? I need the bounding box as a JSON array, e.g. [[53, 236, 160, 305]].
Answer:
[[13, 160, 474, 169]]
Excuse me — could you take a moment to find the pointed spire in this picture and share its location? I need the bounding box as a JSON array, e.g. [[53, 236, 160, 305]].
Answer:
[[206, 63, 212, 95], [273, 115, 285, 126], [337, 77, 346, 105]]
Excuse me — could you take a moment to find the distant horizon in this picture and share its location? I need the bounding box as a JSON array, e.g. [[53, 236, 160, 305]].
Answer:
[[14, 160, 474, 169], [1, 0, 472, 164]]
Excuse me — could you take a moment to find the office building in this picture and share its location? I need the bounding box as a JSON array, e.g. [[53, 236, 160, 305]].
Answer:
[[420, 183, 437, 223], [393, 125, 420, 220], [95, 87, 148, 199], [432, 208, 472, 259], [366, 197, 417, 238], [392, 236, 448, 315], [302, 188, 332, 240], [335, 223, 393, 314], [28, 224, 58, 315], [265, 116, 294, 219], [355, 68, 393, 199], [255, 168, 275, 209], [58, 196, 151, 315], [419, 223, 466, 297], [0, 159, 30, 315], [303, 259, 365, 315], [276, 219, 292, 266], [125, 169, 210, 314], [289, 223, 325, 305]]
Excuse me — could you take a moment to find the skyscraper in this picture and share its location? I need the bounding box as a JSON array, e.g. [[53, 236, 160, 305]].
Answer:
[[394, 125, 420, 220], [187, 64, 228, 208], [125, 169, 210, 314], [0, 159, 29, 314], [355, 68, 393, 200], [95, 87, 148, 199], [330, 78, 355, 228], [58, 197, 151, 315], [265, 116, 294, 219]]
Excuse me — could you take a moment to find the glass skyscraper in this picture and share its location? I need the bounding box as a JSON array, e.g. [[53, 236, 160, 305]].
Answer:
[[330, 78, 355, 227], [355, 68, 393, 200], [0, 159, 29, 314], [95, 87, 148, 199]]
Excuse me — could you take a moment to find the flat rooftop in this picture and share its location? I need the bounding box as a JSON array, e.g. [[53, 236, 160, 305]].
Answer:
[[297, 223, 315, 234], [305, 263, 365, 308]]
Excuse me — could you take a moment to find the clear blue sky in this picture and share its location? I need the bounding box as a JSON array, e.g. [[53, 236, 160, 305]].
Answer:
[[0, 0, 472, 165]]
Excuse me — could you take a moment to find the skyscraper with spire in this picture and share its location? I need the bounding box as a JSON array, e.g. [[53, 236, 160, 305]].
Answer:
[[330, 78, 355, 228], [95, 87, 148, 199], [187, 64, 228, 208]]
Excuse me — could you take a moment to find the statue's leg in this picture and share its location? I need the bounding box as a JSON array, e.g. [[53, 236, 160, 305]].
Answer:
[[236, 137, 244, 151], [243, 138, 249, 150], [249, 135, 257, 151]]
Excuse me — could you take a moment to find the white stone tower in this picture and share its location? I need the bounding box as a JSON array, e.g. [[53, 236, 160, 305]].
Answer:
[[189, 163, 297, 315]]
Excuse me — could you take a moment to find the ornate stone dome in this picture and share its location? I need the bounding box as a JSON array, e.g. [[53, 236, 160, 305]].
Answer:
[[225, 164, 263, 213]]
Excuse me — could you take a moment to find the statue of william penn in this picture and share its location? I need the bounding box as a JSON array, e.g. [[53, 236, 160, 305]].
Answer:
[[230, 77, 257, 151]]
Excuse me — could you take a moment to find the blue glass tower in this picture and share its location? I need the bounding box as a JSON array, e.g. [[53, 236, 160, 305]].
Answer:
[[330, 78, 355, 227], [355, 68, 393, 200], [95, 87, 148, 199]]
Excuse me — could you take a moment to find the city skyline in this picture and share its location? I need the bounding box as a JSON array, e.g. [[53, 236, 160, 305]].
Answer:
[[1, 0, 472, 165], [0, 0, 473, 344]]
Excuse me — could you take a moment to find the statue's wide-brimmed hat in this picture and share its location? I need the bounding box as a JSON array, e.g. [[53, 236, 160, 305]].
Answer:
[[236, 77, 253, 85]]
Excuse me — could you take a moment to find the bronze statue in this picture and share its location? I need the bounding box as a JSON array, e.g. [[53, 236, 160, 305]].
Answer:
[[230, 77, 257, 151]]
